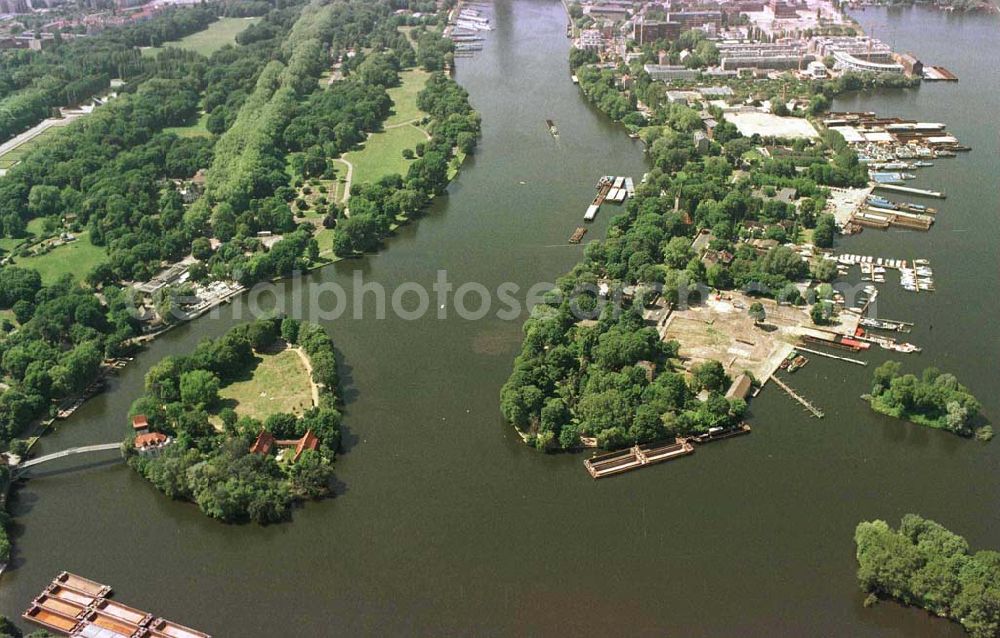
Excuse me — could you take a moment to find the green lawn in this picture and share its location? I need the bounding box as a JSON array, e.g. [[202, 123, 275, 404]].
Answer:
[[15, 230, 107, 285], [385, 69, 431, 126], [0, 218, 47, 255], [343, 124, 428, 186], [217, 348, 314, 421], [164, 111, 211, 138], [142, 17, 261, 58]]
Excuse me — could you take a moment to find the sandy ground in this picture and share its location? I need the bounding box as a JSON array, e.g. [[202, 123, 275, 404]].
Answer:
[[722, 111, 819, 139], [826, 185, 874, 226], [662, 293, 810, 383]]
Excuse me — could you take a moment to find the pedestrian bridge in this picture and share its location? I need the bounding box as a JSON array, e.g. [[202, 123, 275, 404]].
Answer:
[[16, 442, 121, 473]]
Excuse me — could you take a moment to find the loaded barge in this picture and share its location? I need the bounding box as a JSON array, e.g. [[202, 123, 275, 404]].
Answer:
[[585, 439, 694, 479], [24, 572, 211, 638], [584, 424, 751, 479]]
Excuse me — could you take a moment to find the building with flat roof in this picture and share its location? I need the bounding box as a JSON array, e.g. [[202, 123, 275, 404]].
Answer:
[[831, 50, 903, 74], [810, 36, 895, 63], [632, 17, 681, 44], [577, 29, 606, 51], [583, 4, 631, 21], [717, 40, 812, 71], [668, 10, 722, 30], [643, 64, 698, 81]]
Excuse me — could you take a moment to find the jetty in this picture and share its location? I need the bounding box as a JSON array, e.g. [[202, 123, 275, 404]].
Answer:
[[584, 439, 694, 479], [568, 227, 587, 244], [771, 376, 825, 418], [874, 183, 946, 199], [24, 572, 211, 638], [794, 345, 868, 366], [583, 175, 634, 221]]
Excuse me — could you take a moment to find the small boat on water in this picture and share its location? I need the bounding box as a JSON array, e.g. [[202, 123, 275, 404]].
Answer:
[[780, 351, 797, 370], [546, 119, 558, 138], [788, 355, 809, 373]]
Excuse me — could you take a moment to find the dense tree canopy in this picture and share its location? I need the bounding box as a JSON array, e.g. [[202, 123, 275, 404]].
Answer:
[[856, 515, 1000, 638], [129, 316, 342, 524]]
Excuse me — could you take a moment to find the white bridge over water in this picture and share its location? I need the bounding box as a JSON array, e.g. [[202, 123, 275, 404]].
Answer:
[[16, 443, 122, 474]]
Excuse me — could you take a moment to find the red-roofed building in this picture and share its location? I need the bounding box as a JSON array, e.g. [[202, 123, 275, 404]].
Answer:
[[135, 432, 170, 456], [250, 431, 276, 456], [132, 414, 149, 432], [292, 430, 319, 462]]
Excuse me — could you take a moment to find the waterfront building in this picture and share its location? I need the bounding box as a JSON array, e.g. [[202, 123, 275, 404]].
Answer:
[[895, 52, 924, 77], [831, 50, 904, 74], [135, 433, 171, 456], [131, 415, 149, 433], [809, 36, 895, 63]]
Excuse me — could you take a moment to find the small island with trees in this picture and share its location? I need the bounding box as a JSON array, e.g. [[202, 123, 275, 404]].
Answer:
[[126, 316, 342, 524], [855, 514, 1000, 637], [867, 361, 988, 439]]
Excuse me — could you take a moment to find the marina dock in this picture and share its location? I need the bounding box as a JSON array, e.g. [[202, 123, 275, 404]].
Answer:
[[24, 572, 211, 638], [794, 345, 868, 366], [583, 175, 633, 221], [875, 183, 946, 199]]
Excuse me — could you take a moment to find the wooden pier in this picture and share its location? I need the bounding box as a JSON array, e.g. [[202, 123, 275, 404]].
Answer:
[[794, 345, 868, 366], [771, 376, 825, 418]]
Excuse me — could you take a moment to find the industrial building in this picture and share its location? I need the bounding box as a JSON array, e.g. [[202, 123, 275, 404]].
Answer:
[[643, 64, 699, 81]]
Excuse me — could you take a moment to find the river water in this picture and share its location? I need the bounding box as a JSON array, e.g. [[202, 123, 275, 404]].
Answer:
[[1, 2, 997, 636]]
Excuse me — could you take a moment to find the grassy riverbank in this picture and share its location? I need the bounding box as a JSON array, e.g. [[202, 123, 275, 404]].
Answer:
[[341, 68, 431, 185]]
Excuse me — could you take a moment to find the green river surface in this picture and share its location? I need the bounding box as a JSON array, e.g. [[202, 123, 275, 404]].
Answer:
[[0, 2, 997, 636]]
